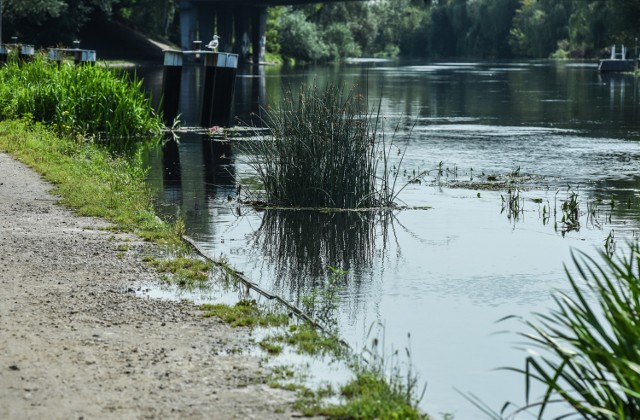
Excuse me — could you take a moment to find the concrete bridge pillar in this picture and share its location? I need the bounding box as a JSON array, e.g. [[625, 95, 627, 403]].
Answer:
[[251, 6, 267, 64], [234, 5, 251, 62], [179, 0, 197, 51], [180, 1, 268, 64], [217, 3, 234, 52]]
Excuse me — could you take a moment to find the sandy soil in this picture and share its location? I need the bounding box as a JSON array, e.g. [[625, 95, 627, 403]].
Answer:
[[0, 152, 300, 419]]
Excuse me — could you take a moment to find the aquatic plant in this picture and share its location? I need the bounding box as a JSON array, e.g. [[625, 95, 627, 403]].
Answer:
[[503, 245, 640, 418], [245, 82, 408, 209], [559, 188, 580, 232], [301, 266, 347, 333], [0, 53, 164, 143], [501, 188, 523, 221]]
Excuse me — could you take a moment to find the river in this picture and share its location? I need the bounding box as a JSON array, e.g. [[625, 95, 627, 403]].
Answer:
[[138, 60, 640, 418]]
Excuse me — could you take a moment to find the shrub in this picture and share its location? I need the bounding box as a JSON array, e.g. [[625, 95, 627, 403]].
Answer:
[[0, 53, 164, 143]]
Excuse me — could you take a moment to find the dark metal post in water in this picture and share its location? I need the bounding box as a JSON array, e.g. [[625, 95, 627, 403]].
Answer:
[[162, 50, 183, 126], [633, 37, 640, 71], [200, 52, 238, 128]]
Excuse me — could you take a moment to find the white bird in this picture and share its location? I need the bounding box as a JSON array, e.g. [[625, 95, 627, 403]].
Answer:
[[206, 35, 220, 51]]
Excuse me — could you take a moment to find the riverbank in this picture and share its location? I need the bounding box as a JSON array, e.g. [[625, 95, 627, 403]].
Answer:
[[0, 152, 299, 419]]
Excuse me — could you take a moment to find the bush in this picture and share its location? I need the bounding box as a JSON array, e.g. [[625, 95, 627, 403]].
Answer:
[[278, 10, 328, 62], [0, 54, 164, 143]]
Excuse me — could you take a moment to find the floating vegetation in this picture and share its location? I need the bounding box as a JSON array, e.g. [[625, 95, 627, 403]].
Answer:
[[416, 163, 541, 191], [244, 82, 410, 209]]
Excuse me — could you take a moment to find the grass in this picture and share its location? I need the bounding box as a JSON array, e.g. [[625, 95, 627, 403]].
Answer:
[[0, 120, 213, 289], [245, 82, 407, 209], [282, 324, 427, 419], [145, 255, 213, 289], [201, 300, 290, 328], [501, 245, 640, 418], [0, 119, 175, 242], [0, 53, 164, 143], [320, 371, 427, 419], [266, 323, 346, 358]]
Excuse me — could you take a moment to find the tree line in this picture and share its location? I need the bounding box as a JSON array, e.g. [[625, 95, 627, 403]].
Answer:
[[3, 0, 640, 61]]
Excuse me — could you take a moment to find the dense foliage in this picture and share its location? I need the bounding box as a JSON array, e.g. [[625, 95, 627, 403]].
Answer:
[[3, 0, 640, 60], [0, 0, 176, 45], [270, 0, 640, 61]]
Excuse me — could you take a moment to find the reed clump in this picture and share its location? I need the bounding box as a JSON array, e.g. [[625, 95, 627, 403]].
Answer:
[[247, 83, 403, 209], [0, 53, 164, 142], [504, 245, 640, 418]]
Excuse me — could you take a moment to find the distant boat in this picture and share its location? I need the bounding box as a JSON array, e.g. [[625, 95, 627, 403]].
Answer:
[[599, 44, 637, 73]]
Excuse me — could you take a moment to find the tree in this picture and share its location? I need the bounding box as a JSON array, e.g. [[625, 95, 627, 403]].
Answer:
[[2, 0, 118, 45]]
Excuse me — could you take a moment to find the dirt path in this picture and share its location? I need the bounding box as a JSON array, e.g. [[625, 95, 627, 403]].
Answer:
[[0, 153, 299, 419]]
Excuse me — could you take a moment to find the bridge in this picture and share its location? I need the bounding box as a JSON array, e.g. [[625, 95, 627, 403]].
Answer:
[[179, 0, 359, 63]]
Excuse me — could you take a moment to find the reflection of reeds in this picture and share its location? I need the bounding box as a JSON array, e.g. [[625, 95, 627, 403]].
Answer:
[[253, 209, 390, 296], [246, 82, 404, 209]]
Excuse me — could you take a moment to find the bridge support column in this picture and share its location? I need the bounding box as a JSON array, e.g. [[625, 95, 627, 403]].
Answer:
[[234, 5, 251, 62], [198, 2, 216, 48], [217, 3, 234, 52], [179, 0, 197, 51], [251, 6, 267, 64]]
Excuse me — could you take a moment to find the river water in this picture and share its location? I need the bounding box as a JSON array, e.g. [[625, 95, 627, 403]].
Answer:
[[139, 60, 640, 418]]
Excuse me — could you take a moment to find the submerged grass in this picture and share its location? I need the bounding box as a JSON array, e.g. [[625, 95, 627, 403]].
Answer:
[[246, 82, 406, 209], [201, 300, 290, 328], [144, 255, 214, 289]]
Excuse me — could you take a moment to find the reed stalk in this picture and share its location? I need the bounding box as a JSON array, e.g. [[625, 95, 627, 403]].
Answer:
[[504, 245, 640, 418], [246, 82, 405, 209]]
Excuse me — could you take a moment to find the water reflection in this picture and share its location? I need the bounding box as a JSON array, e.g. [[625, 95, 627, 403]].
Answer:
[[235, 65, 267, 124], [139, 60, 640, 418], [252, 209, 392, 300]]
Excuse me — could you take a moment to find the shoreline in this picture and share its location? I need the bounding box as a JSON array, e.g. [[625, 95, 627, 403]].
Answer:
[[0, 152, 299, 419]]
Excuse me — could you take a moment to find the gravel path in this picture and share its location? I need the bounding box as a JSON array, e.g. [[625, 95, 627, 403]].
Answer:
[[0, 152, 298, 419]]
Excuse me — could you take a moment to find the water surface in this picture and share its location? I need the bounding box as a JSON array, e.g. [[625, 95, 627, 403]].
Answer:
[[141, 61, 640, 418]]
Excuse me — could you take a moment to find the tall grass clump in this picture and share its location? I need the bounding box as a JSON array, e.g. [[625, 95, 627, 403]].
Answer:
[[318, 325, 427, 419], [247, 82, 404, 209], [0, 53, 164, 143], [504, 245, 640, 418]]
